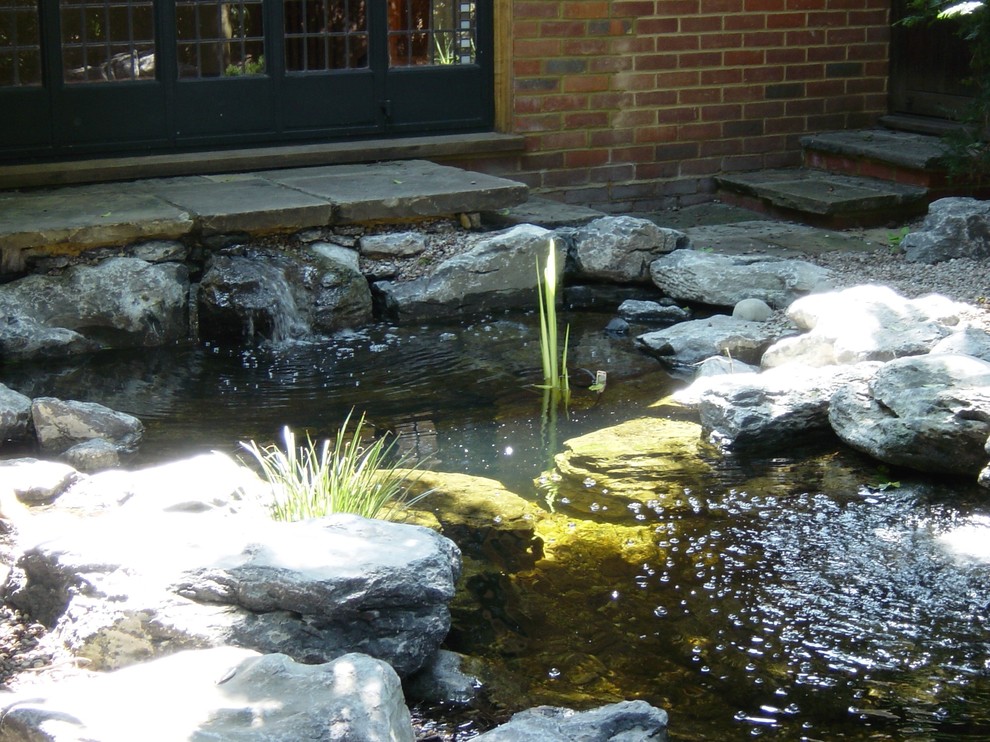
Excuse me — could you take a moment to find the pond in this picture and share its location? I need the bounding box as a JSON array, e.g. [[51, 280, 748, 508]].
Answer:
[[5, 310, 990, 740]]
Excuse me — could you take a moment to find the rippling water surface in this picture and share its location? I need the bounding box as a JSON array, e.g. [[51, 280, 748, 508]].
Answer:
[[6, 312, 990, 740]]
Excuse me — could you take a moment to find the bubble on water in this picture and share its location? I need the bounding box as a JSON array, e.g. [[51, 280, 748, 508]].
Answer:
[[547, 667, 561, 679], [653, 606, 668, 617]]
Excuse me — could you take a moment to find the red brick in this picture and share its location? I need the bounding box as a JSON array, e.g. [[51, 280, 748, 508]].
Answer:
[[743, 30, 785, 46], [807, 45, 846, 62], [827, 27, 866, 44], [590, 56, 634, 73], [635, 125, 680, 143], [588, 163, 637, 182], [701, 103, 743, 120], [785, 98, 824, 115], [513, 113, 563, 132], [679, 87, 722, 104], [678, 51, 723, 67], [766, 12, 806, 28], [565, 149, 611, 168], [540, 21, 588, 37], [656, 142, 701, 161], [609, 145, 658, 163], [805, 79, 844, 96], [637, 17, 679, 34], [656, 35, 702, 51], [700, 33, 744, 49], [807, 10, 848, 26], [656, 70, 701, 88], [743, 100, 785, 118], [614, 36, 657, 54], [543, 168, 591, 187], [564, 75, 611, 93], [766, 48, 807, 65], [536, 131, 588, 150], [681, 156, 723, 175], [564, 111, 610, 128], [700, 137, 743, 156], [702, 0, 744, 10], [635, 89, 679, 106], [589, 129, 636, 147], [743, 66, 784, 83], [725, 13, 766, 30], [612, 109, 658, 126], [636, 161, 680, 179], [562, 1, 610, 19], [681, 15, 724, 32], [744, 134, 786, 154], [745, 0, 784, 10], [658, 106, 699, 123], [722, 153, 765, 171], [613, 1, 658, 16], [723, 85, 765, 102], [540, 94, 591, 112], [514, 2, 561, 19], [635, 54, 679, 71], [513, 59, 542, 76], [724, 49, 764, 66], [785, 63, 825, 80], [787, 29, 825, 45], [678, 121, 723, 140], [514, 39, 560, 58], [657, 0, 701, 14], [848, 43, 887, 61], [701, 68, 744, 85]]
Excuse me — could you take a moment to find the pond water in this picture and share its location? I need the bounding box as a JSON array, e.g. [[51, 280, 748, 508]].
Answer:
[[5, 310, 990, 741]]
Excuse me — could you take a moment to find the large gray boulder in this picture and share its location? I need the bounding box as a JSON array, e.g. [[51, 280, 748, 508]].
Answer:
[[0, 383, 32, 444], [31, 397, 144, 454], [472, 700, 669, 741], [373, 224, 556, 320], [649, 250, 829, 308], [929, 326, 990, 362], [637, 314, 781, 368], [829, 354, 990, 476], [0, 258, 188, 360], [762, 285, 966, 368], [4, 465, 461, 677], [562, 215, 687, 284], [691, 362, 882, 450], [0, 648, 414, 742], [901, 197, 990, 263]]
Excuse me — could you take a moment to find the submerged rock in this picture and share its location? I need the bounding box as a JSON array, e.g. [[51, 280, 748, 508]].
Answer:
[[0, 383, 32, 445], [551, 417, 712, 510], [472, 700, 668, 741], [31, 397, 143, 454]]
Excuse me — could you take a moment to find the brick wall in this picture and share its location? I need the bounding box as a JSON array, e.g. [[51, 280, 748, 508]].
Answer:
[[458, 0, 890, 212]]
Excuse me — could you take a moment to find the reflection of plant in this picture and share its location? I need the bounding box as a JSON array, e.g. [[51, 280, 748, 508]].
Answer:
[[241, 411, 430, 521]]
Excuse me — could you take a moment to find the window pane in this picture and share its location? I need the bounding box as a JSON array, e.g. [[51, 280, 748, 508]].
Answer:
[[284, 0, 367, 73], [0, 0, 41, 86], [61, 0, 156, 83], [176, 0, 265, 78], [388, 0, 475, 68]]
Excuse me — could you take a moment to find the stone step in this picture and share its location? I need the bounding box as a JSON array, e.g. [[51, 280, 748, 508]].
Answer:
[[0, 160, 529, 266], [799, 128, 951, 189], [714, 168, 929, 228]]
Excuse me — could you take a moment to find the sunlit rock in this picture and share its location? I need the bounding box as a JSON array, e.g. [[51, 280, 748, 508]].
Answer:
[[372, 224, 556, 320], [930, 326, 990, 362], [649, 250, 829, 308], [550, 417, 712, 510], [694, 362, 882, 450], [763, 285, 964, 368], [0, 648, 414, 742], [637, 314, 780, 368], [829, 354, 990, 475]]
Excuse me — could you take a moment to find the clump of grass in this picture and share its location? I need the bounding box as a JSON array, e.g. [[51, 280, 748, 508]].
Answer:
[[536, 239, 570, 400], [241, 411, 430, 521]]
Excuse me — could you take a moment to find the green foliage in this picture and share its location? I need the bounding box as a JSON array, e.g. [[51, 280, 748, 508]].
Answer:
[[225, 54, 265, 76], [903, 0, 990, 178], [241, 411, 430, 521]]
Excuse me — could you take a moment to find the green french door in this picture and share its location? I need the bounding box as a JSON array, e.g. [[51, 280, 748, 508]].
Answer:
[[0, 0, 492, 161]]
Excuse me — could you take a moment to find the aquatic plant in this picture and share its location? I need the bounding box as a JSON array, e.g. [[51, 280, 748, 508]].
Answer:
[[536, 239, 571, 400], [241, 411, 430, 521]]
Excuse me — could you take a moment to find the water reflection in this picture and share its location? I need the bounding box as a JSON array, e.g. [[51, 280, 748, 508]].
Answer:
[[3, 312, 989, 739]]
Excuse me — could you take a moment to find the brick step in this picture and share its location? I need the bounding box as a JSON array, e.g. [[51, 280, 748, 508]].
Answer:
[[714, 168, 929, 228], [799, 128, 952, 190]]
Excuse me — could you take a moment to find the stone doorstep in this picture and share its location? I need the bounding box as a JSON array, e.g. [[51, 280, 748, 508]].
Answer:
[[799, 128, 951, 172], [0, 159, 529, 258], [715, 168, 930, 227]]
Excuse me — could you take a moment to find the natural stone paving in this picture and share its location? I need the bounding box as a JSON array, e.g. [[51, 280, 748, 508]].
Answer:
[[0, 160, 528, 266]]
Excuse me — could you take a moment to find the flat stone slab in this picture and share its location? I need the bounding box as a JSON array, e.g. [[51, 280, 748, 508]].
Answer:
[[0, 160, 528, 265], [141, 174, 334, 236], [682, 219, 878, 257], [716, 169, 928, 217], [800, 128, 950, 170], [264, 160, 528, 223], [0, 185, 194, 255], [484, 195, 605, 228]]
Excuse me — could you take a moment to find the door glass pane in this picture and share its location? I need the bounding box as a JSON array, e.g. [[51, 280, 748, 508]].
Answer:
[[284, 0, 367, 72], [0, 0, 41, 86], [61, 0, 155, 82], [388, 0, 474, 67], [176, 0, 265, 78]]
